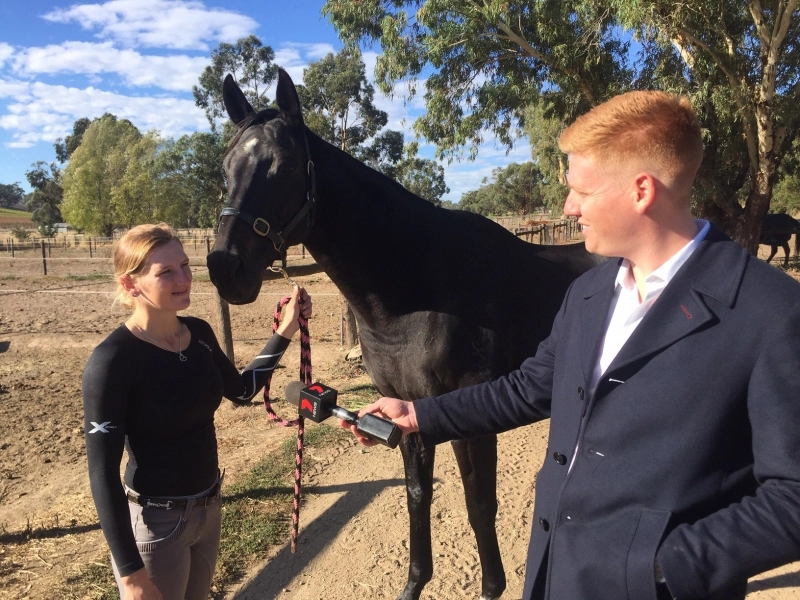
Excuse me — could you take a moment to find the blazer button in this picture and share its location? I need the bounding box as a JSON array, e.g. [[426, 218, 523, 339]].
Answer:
[[539, 517, 550, 532], [578, 387, 584, 400], [553, 452, 567, 465]]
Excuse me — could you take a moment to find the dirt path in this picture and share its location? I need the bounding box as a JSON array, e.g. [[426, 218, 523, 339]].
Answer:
[[1, 253, 799, 599], [228, 423, 800, 600]]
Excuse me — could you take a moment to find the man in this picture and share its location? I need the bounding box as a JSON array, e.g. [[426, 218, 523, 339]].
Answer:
[[344, 91, 800, 599]]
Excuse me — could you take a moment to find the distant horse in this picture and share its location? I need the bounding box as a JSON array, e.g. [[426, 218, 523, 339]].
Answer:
[[207, 70, 601, 600], [760, 213, 800, 267]]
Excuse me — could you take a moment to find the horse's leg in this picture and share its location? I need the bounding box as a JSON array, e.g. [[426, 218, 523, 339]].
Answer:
[[452, 435, 506, 600], [782, 242, 790, 267], [767, 245, 778, 263], [397, 433, 436, 600]]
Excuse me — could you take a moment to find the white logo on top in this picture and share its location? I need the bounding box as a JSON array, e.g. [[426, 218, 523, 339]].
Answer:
[[89, 421, 116, 434]]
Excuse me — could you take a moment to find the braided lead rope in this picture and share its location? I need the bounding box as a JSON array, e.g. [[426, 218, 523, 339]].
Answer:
[[262, 296, 312, 553]]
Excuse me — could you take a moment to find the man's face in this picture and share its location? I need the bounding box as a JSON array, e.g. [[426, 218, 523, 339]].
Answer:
[[563, 153, 638, 257]]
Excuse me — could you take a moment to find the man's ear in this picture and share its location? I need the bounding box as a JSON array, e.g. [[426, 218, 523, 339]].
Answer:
[[632, 172, 657, 214]]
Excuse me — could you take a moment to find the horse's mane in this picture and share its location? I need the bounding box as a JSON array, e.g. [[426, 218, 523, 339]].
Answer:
[[224, 109, 280, 158]]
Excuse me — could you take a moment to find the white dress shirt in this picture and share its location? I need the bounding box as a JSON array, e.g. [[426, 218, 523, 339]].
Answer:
[[589, 220, 710, 391]]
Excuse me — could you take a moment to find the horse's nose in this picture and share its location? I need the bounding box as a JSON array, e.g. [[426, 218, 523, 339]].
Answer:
[[206, 250, 260, 304], [206, 250, 237, 288]]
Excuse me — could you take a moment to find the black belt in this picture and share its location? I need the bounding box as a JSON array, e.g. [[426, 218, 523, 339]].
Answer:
[[126, 481, 221, 510]]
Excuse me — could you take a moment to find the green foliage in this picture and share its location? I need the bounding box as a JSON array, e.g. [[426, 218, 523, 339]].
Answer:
[[25, 161, 63, 236], [162, 132, 228, 228], [324, 0, 632, 160], [0, 182, 24, 208], [61, 114, 142, 236], [460, 161, 548, 216], [324, 0, 800, 249], [389, 142, 450, 204], [193, 35, 278, 128], [771, 173, 800, 216], [10, 226, 31, 241], [54, 117, 91, 163], [298, 48, 394, 155]]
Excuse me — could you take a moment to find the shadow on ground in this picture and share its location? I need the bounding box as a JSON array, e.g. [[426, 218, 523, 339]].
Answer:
[[748, 568, 800, 592], [233, 477, 403, 599]]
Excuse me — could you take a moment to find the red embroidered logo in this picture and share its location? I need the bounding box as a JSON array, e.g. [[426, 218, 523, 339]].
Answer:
[[301, 399, 314, 412], [680, 305, 692, 319], [309, 385, 324, 393]]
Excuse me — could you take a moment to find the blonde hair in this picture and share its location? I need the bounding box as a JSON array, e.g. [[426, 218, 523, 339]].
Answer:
[[559, 91, 703, 187], [113, 223, 182, 309]]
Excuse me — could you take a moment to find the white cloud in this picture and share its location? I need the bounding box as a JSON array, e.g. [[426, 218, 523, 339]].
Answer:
[[12, 42, 209, 91], [0, 79, 208, 147], [43, 0, 258, 50], [0, 43, 13, 68], [274, 43, 337, 85]]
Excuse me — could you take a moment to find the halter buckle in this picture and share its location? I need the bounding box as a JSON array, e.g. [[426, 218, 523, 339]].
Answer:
[[253, 218, 271, 236]]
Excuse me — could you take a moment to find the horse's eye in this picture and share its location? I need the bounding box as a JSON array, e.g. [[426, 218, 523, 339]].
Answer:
[[277, 164, 296, 179]]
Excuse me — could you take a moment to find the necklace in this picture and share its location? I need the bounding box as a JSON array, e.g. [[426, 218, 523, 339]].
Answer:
[[134, 322, 187, 362]]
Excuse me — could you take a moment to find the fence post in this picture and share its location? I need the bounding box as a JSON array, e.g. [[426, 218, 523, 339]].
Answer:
[[206, 237, 235, 363], [10, 238, 14, 258], [41, 240, 47, 275]]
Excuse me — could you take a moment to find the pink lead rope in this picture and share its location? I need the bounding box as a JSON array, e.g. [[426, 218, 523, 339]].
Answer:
[[262, 296, 312, 554]]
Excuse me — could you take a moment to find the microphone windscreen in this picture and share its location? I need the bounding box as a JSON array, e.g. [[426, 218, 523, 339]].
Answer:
[[284, 380, 305, 406]]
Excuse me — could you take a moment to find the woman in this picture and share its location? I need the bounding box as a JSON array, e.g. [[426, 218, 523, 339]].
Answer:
[[83, 223, 311, 600]]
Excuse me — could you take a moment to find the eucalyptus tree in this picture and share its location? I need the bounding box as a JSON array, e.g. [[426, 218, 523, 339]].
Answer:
[[61, 115, 142, 236], [193, 35, 279, 129], [54, 117, 92, 163], [25, 162, 63, 236], [0, 182, 25, 208], [324, 0, 800, 251], [460, 161, 547, 216]]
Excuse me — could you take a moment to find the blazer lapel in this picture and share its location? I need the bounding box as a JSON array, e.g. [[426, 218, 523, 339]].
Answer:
[[580, 259, 620, 383], [604, 225, 746, 377]]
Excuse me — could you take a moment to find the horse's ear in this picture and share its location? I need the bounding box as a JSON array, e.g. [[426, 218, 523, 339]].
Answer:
[[223, 74, 255, 126], [276, 68, 304, 125]]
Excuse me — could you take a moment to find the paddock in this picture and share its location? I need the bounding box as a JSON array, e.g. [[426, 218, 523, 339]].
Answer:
[[1, 228, 798, 599]]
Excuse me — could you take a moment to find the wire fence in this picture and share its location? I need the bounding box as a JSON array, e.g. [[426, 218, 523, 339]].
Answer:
[[0, 230, 309, 278]]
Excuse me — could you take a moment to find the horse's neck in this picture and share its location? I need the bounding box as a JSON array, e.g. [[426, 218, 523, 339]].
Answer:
[[303, 134, 432, 319]]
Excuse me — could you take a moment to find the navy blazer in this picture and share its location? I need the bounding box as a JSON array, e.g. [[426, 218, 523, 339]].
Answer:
[[415, 225, 800, 600]]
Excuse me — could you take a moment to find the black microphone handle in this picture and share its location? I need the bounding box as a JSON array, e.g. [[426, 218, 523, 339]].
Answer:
[[329, 405, 358, 425]]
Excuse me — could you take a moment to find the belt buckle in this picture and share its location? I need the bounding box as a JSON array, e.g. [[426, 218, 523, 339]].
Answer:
[[145, 499, 174, 510]]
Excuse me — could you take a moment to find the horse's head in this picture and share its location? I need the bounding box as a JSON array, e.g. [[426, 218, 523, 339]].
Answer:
[[207, 69, 314, 304]]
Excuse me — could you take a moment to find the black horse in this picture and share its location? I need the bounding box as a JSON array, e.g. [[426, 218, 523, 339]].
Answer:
[[207, 69, 600, 600], [760, 212, 800, 267]]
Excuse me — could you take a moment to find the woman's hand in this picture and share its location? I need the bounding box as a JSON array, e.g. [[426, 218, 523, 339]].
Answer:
[[276, 286, 313, 339], [339, 397, 418, 446], [121, 567, 163, 600]]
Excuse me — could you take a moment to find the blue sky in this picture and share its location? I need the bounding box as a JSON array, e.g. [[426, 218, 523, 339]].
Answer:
[[0, 0, 532, 203]]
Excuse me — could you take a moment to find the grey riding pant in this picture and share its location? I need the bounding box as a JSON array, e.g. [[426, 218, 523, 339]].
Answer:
[[111, 484, 222, 600]]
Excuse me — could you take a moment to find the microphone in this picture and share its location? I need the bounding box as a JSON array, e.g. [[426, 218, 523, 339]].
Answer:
[[284, 381, 402, 449]]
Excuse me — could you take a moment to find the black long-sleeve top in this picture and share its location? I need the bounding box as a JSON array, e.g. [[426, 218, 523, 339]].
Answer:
[[82, 316, 291, 576]]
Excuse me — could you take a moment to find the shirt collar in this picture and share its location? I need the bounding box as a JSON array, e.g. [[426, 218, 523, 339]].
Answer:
[[614, 219, 710, 292]]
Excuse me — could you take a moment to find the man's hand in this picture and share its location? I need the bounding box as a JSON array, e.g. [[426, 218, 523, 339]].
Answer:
[[339, 397, 419, 446], [121, 567, 163, 600]]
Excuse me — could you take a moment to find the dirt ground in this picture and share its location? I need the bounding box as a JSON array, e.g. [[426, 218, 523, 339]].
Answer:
[[0, 242, 799, 600]]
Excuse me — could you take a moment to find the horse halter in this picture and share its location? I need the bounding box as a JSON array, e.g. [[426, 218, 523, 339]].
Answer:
[[219, 123, 316, 258]]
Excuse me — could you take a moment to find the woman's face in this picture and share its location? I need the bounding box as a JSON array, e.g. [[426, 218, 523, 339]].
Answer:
[[130, 240, 192, 312]]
